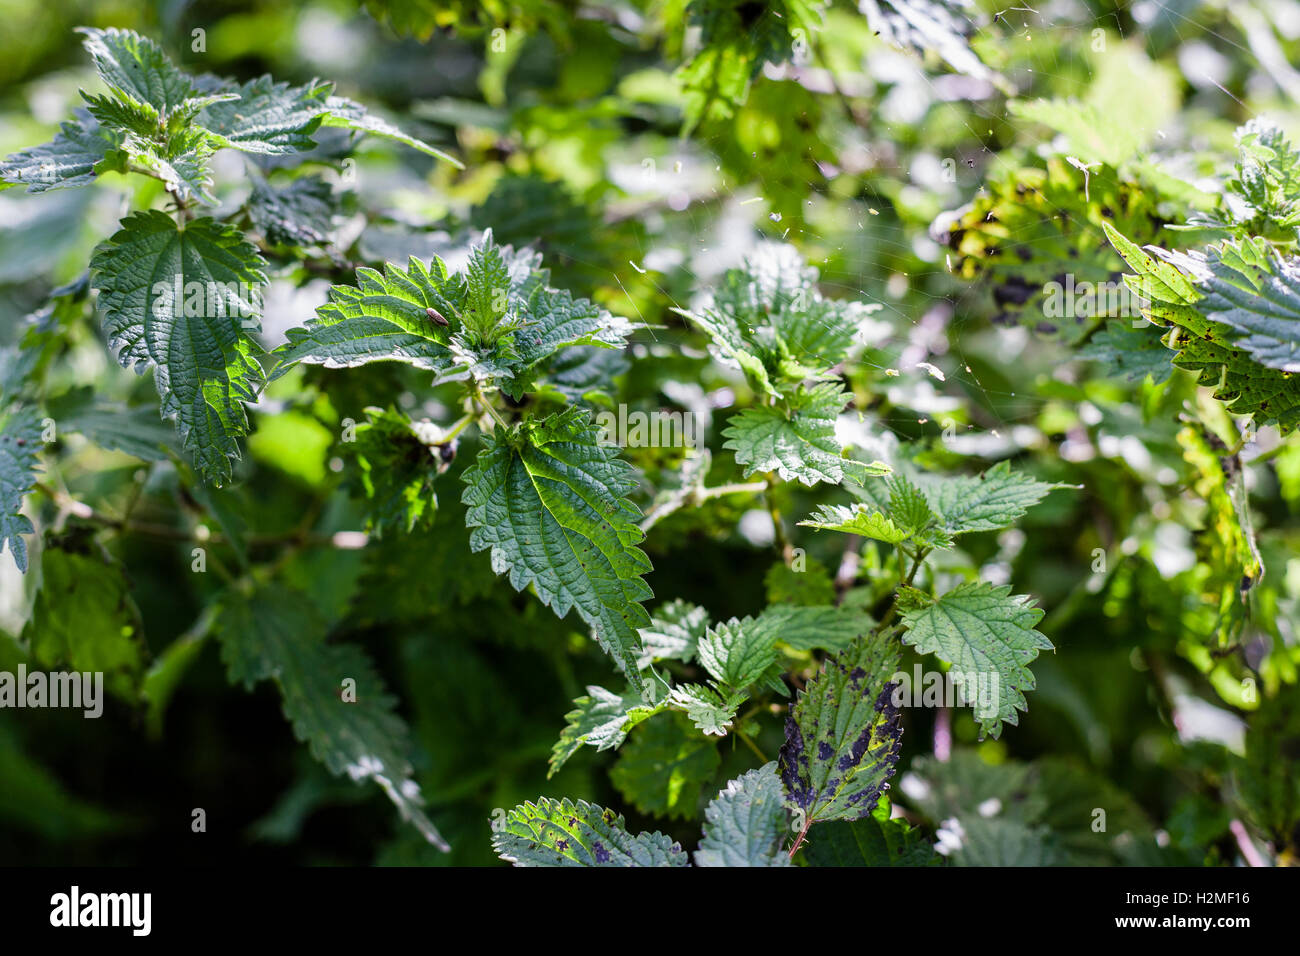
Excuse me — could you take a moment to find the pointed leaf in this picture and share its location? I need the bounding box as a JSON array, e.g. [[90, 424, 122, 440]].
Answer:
[[461, 407, 653, 690], [492, 797, 688, 867], [778, 630, 904, 824], [695, 763, 793, 867], [89, 211, 267, 485], [897, 581, 1053, 737]]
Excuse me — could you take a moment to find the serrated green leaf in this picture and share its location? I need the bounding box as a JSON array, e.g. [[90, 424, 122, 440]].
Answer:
[[1196, 240, 1300, 372], [89, 211, 267, 485], [778, 630, 903, 825], [610, 712, 720, 821], [548, 683, 664, 777], [800, 502, 910, 543], [0, 109, 126, 193], [460, 407, 652, 690], [638, 599, 709, 668], [247, 174, 337, 247], [319, 95, 461, 166], [698, 616, 781, 691], [348, 407, 441, 535], [724, 381, 866, 486], [275, 232, 632, 393], [680, 242, 880, 396], [695, 762, 792, 867], [216, 584, 447, 850], [666, 682, 745, 736], [77, 27, 201, 121], [916, 460, 1066, 536], [0, 406, 42, 572], [196, 76, 332, 155], [23, 538, 146, 700], [492, 797, 688, 867], [898, 581, 1053, 737], [1104, 221, 1300, 431]]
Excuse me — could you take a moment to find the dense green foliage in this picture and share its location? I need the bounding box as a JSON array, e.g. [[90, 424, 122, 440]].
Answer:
[[1, 0, 1298, 868]]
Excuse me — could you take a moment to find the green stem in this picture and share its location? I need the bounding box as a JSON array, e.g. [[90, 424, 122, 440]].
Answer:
[[735, 726, 768, 763], [765, 474, 791, 559], [878, 548, 928, 629]]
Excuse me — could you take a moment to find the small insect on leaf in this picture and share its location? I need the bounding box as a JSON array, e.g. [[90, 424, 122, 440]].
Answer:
[[426, 307, 449, 327]]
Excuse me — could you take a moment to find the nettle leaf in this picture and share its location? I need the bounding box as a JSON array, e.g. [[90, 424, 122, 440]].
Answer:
[[724, 382, 886, 486], [23, 539, 146, 700], [319, 95, 461, 166], [897, 581, 1053, 737], [122, 126, 220, 205], [89, 211, 267, 485], [1079, 320, 1175, 384], [0, 109, 126, 193], [1195, 239, 1300, 372], [667, 683, 746, 736], [549, 684, 664, 777], [638, 599, 709, 668], [348, 408, 442, 536], [752, 604, 876, 654], [461, 407, 653, 691], [695, 763, 792, 867], [917, 461, 1067, 536], [1104, 222, 1300, 432], [801, 502, 910, 543], [196, 76, 333, 155], [611, 712, 721, 820], [196, 75, 460, 164], [492, 797, 688, 867], [0, 406, 42, 572], [803, 799, 940, 867], [77, 27, 202, 122], [779, 630, 904, 825], [247, 174, 337, 248], [275, 254, 465, 377], [679, 242, 881, 396], [275, 232, 633, 394], [698, 617, 783, 692], [802, 473, 956, 548], [216, 585, 447, 850]]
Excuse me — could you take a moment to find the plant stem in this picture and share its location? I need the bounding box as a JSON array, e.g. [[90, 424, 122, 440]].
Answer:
[[765, 474, 791, 560], [638, 480, 767, 532], [878, 548, 928, 629], [789, 817, 812, 859], [469, 383, 509, 432], [440, 410, 477, 443], [735, 726, 768, 763]]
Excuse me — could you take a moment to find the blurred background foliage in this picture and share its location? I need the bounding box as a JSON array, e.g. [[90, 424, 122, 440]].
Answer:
[[0, 0, 1298, 865]]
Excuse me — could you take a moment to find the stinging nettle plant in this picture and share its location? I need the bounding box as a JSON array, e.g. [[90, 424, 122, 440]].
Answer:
[[1, 27, 1072, 858], [1, 33, 1074, 853]]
